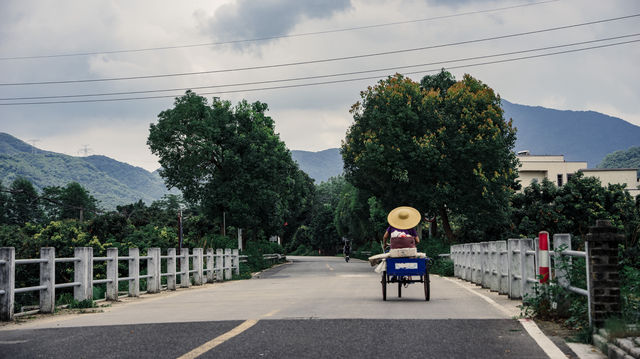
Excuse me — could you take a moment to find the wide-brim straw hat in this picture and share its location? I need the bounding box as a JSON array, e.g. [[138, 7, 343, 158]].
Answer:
[[387, 206, 421, 229]]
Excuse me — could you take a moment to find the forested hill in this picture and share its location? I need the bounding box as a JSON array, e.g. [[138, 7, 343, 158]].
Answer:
[[0, 133, 174, 209], [290, 102, 640, 182], [503, 100, 640, 167], [290, 148, 343, 183]]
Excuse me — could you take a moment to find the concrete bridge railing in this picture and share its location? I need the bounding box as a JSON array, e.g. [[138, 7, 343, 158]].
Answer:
[[0, 247, 240, 321], [449, 220, 625, 328]]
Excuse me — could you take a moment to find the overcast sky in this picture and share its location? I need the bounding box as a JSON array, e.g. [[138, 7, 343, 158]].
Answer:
[[1, 0, 638, 171]]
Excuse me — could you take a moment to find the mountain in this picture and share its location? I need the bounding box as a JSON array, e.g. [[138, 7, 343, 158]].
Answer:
[[503, 100, 640, 167], [290, 148, 343, 183], [0, 133, 175, 209], [290, 102, 640, 182]]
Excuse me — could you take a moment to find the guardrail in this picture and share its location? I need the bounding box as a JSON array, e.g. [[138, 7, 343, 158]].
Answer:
[[450, 235, 589, 304], [0, 247, 241, 321]]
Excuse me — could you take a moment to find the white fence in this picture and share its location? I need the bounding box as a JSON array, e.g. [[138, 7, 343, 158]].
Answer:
[[0, 247, 242, 321], [450, 234, 589, 306]]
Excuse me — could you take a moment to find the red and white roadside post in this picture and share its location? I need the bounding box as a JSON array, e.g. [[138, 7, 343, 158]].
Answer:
[[538, 231, 550, 283]]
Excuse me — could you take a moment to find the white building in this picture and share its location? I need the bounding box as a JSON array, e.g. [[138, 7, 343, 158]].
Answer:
[[516, 151, 639, 197]]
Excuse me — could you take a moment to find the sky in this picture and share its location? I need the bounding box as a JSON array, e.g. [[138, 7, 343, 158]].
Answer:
[[0, 0, 638, 172]]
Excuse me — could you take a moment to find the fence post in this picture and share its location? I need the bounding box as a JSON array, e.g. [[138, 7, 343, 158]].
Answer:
[[538, 232, 550, 284], [215, 249, 223, 281], [224, 249, 232, 280], [488, 241, 498, 291], [206, 248, 214, 283], [180, 248, 190, 288], [470, 243, 480, 284], [496, 241, 508, 295], [106, 248, 118, 300], [0, 247, 15, 321], [507, 239, 520, 299], [39, 247, 55, 313], [74, 247, 93, 301], [148, 248, 161, 293], [586, 220, 623, 328], [167, 248, 176, 291], [450, 245, 457, 277], [480, 242, 490, 288], [193, 248, 203, 285], [552, 234, 572, 289], [128, 248, 140, 297], [233, 249, 239, 276]]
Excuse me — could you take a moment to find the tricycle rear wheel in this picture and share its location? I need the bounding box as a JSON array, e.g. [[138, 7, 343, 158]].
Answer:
[[424, 272, 430, 301], [381, 271, 387, 301]]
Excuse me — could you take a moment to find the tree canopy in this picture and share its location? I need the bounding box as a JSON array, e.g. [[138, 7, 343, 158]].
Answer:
[[341, 71, 518, 241], [148, 91, 314, 240]]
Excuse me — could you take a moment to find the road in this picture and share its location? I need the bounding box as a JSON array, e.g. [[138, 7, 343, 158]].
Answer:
[[0, 256, 575, 358]]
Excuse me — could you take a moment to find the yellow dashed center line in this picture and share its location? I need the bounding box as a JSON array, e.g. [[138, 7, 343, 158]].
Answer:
[[177, 319, 258, 359], [326, 263, 334, 271]]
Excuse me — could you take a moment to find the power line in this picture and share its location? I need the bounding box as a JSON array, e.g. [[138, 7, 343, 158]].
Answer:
[[1, 13, 638, 87], [2, 38, 637, 106], [2, 33, 638, 101], [0, 0, 560, 61]]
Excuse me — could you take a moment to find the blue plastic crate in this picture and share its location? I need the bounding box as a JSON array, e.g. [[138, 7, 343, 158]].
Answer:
[[386, 257, 426, 276]]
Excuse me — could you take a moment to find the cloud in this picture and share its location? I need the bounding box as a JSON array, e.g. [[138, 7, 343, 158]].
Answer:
[[202, 0, 352, 49]]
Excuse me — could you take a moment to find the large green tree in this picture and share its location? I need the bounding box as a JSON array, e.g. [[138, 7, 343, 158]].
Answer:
[[342, 72, 518, 242], [148, 91, 313, 241]]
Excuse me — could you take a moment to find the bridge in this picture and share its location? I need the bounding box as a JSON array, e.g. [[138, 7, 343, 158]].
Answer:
[[0, 254, 595, 358]]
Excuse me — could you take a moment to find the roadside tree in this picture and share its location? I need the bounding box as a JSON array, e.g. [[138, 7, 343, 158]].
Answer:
[[148, 91, 313, 242], [342, 72, 518, 242]]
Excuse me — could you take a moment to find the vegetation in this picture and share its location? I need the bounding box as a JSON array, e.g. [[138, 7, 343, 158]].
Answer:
[[2, 75, 638, 335], [515, 175, 640, 340], [598, 146, 640, 177], [0, 133, 175, 210], [148, 92, 314, 243], [342, 71, 518, 242]]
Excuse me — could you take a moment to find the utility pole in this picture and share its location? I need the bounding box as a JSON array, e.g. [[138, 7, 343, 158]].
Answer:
[[178, 209, 183, 250], [77, 145, 92, 156], [222, 211, 226, 237], [28, 139, 40, 154]]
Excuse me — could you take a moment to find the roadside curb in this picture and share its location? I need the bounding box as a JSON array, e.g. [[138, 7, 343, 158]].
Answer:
[[593, 328, 640, 359]]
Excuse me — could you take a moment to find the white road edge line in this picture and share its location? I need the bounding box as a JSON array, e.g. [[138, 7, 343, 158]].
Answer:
[[177, 319, 258, 359], [442, 277, 566, 359], [519, 318, 567, 359]]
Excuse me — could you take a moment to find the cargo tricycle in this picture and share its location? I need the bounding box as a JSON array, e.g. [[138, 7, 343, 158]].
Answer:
[[381, 256, 430, 301]]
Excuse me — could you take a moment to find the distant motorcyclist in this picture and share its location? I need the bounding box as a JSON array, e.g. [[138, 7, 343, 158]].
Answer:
[[343, 240, 351, 262]]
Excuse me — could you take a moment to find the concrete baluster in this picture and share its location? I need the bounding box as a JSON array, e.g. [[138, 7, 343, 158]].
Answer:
[[128, 248, 140, 297], [147, 248, 161, 293], [74, 247, 93, 301], [488, 241, 499, 292], [106, 248, 118, 300], [180, 248, 190, 288], [497, 241, 509, 295], [224, 249, 232, 280], [0, 247, 15, 321], [193, 248, 203, 285], [39, 247, 55, 313], [215, 249, 223, 281], [507, 239, 520, 299], [233, 249, 239, 276], [552, 234, 572, 289], [206, 248, 214, 283], [167, 248, 176, 291]]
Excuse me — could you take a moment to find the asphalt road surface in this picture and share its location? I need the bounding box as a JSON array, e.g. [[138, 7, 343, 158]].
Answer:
[[0, 256, 572, 358]]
